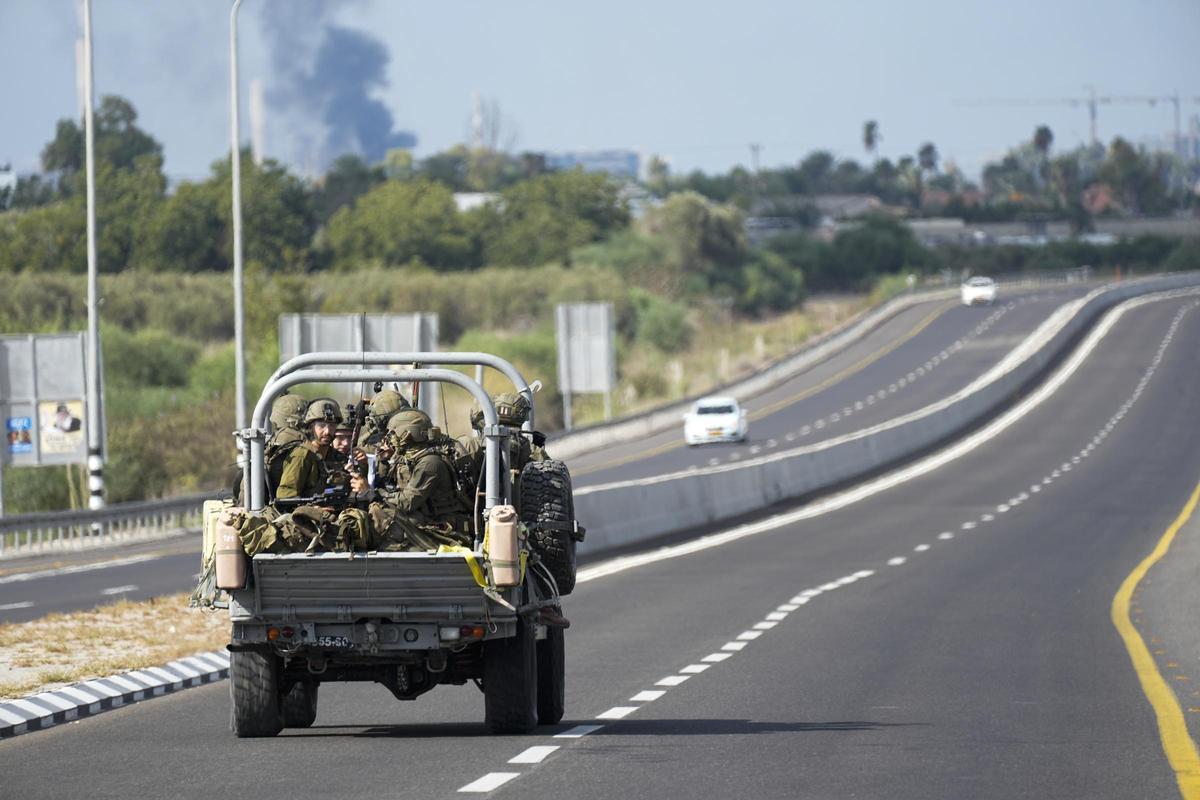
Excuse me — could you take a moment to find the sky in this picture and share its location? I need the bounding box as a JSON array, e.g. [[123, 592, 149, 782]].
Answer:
[[0, 0, 1196, 185]]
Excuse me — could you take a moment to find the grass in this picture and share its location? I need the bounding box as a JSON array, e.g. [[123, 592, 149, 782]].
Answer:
[[0, 593, 227, 700]]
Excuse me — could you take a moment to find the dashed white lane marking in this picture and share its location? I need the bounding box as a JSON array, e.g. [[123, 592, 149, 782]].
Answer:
[[508, 746, 560, 765], [914, 544, 931, 552], [100, 585, 138, 595], [736, 631, 763, 641], [459, 773, 521, 793], [656, 675, 691, 687], [596, 706, 638, 720], [777, 604, 800, 612], [997, 504, 1010, 513], [766, 611, 788, 621], [554, 725, 603, 739], [631, 690, 666, 702], [938, 532, 954, 540], [721, 642, 748, 652], [961, 521, 976, 530], [0, 601, 35, 611], [980, 514, 995, 522], [887, 557, 907, 566], [753, 621, 778, 630], [702, 653, 733, 663], [680, 664, 711, 674]]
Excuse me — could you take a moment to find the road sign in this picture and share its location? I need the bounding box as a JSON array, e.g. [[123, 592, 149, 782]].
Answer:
[[0, 333, 89, 468], [555, 303, 616, 429], [278, 312, 442, 422]]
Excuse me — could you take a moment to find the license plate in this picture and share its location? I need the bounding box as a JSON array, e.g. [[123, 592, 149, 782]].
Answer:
[[315, 635, 352, 649], [707, 428, 723, 436]]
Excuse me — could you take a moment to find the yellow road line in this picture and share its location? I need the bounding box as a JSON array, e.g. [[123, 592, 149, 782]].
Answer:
[[1112, 477, 1200, 798], [571, 300, 953, 477]]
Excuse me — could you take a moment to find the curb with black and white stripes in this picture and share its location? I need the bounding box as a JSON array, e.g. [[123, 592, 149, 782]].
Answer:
[[0, 649, 229, 739]]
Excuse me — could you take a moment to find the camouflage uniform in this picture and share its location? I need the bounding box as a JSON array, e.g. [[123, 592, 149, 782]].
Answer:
[[239, 398, 375, 555], [375, 410, 474, 552], [457, 392, 548, 507], [356, 389, 410, 455]]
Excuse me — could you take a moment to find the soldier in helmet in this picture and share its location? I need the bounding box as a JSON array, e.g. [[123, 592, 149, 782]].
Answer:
[[457, 391, 547, 504], [376, 409, 474, 551], [357, 388, 410, 454], [277, 398, 367, 500]]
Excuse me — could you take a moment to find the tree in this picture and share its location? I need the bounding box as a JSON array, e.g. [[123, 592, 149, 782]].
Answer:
[[862, 120, 880, 162], [917, 142, 939, 174], [313, 154, 385, 226], [326, 177, 473, 269], [641, 191, 746, 296], [41, 95, 162, 181], [1032, 125, 1054, 157], [207, 154, 315, 271], [481, 171, 630, 266]]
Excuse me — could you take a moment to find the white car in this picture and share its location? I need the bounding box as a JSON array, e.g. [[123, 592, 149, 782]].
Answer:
[[684, 396, 748, 446], [961, 276, 997, 306]]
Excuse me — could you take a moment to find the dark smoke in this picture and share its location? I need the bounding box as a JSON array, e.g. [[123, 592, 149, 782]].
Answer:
[[257, 1, 416, 170]]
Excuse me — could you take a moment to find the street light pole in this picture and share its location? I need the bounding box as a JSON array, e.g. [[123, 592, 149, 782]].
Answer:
[[82, 0, 105, 510], [229, 0, 247, 441]]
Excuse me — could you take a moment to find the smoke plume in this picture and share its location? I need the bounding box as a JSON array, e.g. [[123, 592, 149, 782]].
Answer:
[[257, 1, 416, 172]]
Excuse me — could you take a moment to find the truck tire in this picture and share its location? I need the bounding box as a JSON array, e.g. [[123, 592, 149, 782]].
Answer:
[[536, 626, 565, 725], [229, 650, 283, 738], [484, 616, 538, 734], [519, 460, 577, 595], [281, 682, 318, 728]]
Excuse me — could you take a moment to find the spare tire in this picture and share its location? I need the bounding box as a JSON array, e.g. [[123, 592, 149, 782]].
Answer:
[[518, 459, 578, 595]]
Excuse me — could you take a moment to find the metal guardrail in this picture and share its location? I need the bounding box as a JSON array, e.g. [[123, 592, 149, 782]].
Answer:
[[0, 493, 209, 559]]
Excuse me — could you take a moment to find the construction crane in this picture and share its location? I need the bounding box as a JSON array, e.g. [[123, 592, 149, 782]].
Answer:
[[956, 87, 1200, 150]]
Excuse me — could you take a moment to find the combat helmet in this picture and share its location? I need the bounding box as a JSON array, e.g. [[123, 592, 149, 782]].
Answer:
[[386, 408, 434, 450], [471, 392, 531, 430], [269, 394, 309, 431], [302, 397, 343, 427], [368, 389, 409, 424]]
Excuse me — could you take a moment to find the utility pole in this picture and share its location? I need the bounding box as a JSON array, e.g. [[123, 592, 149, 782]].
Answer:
[[230, 0, 248, 443], [749, 143, 762, 211], [82, 0, 105, 510]]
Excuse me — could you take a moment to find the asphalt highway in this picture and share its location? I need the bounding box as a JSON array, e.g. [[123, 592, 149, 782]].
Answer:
[[0, 285, 1091, 624], [1, 291, 1197, 798], [568, 284, 1094, 485]]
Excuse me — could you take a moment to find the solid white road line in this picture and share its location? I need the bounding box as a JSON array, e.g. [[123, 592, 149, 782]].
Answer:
[[0, 554, 162, 585], [0, 601, 34, 611], [100, 585, 138, 596]]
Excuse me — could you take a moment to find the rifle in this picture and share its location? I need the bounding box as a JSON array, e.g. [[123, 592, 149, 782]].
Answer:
[[272, 485, 352, 512], [345, 398, 367, 476]]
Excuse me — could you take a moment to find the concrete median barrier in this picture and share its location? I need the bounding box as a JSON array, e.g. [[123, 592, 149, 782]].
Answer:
[[574, 273, 1200, 555]]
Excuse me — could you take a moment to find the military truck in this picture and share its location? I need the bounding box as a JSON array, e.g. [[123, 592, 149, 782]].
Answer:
[[199, 353, 581, 737]]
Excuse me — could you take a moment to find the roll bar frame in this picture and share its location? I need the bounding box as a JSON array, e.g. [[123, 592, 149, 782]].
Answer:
[[240, 368, 510, 546]]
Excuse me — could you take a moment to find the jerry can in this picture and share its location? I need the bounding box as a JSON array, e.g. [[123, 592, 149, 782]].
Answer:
[[214, 511, 248, 590], [487, 505, 521, 587]]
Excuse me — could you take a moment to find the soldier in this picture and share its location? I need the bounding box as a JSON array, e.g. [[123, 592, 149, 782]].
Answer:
[[232, 393, 307, 503], [277, 398, 368, 500], [375, 409, 475, 551], [457, 392, 547, 505], [357, 388, 410, 454]]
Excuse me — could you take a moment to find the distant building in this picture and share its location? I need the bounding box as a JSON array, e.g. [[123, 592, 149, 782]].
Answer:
[[453, 192, 496, 213], [545, 150, 640, 180]]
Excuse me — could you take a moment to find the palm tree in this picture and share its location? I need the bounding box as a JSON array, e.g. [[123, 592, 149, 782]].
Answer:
[[916, 143, 938, 209], [1032, 125, 1054, 191], [862, 120, 880, 162]]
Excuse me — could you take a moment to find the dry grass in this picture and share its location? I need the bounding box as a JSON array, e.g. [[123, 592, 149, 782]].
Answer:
[[0, 593, 227, 700]]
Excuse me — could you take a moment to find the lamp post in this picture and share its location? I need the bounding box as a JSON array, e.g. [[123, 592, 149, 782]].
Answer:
[[230, 0, 247, 441], [82, 0, 105, 510]]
